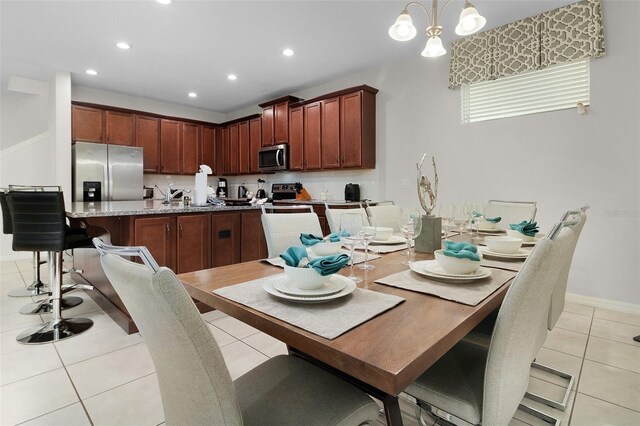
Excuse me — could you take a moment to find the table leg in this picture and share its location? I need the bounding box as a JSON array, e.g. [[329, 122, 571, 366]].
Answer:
[[287, 346, 405, 426]]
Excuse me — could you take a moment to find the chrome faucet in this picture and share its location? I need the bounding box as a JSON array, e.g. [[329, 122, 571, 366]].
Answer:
[[155, 183, 189, 205]]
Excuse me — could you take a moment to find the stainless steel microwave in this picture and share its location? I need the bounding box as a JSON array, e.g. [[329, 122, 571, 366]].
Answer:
[[258, 143, 288, 172]]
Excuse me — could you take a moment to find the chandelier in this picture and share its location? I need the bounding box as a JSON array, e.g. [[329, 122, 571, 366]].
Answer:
[[388, 0, 486, 58]]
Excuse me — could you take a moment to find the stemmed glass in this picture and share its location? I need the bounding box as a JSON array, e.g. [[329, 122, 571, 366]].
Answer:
[[399, 208, 423, 266], [453, 204, 467, 234], [358, 217, 376, 270], [439, 203, 454, 239], [340, 213, 364, 283], [470, 202, 486, 242]]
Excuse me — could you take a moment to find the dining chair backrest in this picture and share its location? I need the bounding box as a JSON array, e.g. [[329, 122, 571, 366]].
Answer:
[[482, 227, 574, 426], [548, 208, 587, 330], [324, 206, 369, 234], [366, 204, 402, 232], [98, 249, 243, 425], [486, 200, 537, 230], [261, 212, 323, 258]]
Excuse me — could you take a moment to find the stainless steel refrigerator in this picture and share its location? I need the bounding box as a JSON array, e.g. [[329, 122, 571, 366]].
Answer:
[[72, 142, 143, 202]]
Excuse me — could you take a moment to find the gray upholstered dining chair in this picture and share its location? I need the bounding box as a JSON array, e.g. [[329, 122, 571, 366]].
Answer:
[[403, 223, 576, 426], [485, 200, 537, 230], [324, 203, 370, 234], [260, 204, 322, 258], [94, 238, 379, 426], [365, 203, 401, 232]]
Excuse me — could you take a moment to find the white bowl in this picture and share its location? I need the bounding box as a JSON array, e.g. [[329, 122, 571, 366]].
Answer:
[[506, 229, 535, 242], [434, 250, 481, 275], [484, 236, 523, 254], [284, 265, 330, 290], [310, 241, 343, 256], [477, 220, 497, 230], [364, 226, 393, 241]]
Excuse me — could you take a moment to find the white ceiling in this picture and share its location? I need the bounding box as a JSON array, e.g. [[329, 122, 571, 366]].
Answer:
[[1, 0, 575, 114]]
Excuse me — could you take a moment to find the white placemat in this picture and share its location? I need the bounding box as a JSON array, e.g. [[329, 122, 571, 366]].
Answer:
[[375, 267, 516, 306], [213, 276, 405, 340], [480, 258, 525, 272]]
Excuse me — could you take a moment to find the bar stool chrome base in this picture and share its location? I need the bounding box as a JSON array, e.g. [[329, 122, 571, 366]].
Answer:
[[18, 296, 83, 315], [8, 282, 51, 298], [16, 318, 93, 344]]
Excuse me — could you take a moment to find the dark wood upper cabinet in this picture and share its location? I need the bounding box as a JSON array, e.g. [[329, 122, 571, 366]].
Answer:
[[238, 121, 250, 175], [72, 105, 104, 143], [321, 97, 341, 169], [274, 102, 289, 143], [303, 102, 322, 170], [261, 106, 275, 147], [182, 122, 200, 175], [177, 214, 210, 274], [228, 123, 239, 175], [249, 117, 262, 173], [259, 96, 301, 147], [201, 125, 216, 174], [211, 213, 241, 267], [135, 115, 160, 173], [221, 126, 231, 175], [160, 119, 182, 174], [105, 110, 135, 146], [341, 89, 376, 169], [289, 106, 304, 171]]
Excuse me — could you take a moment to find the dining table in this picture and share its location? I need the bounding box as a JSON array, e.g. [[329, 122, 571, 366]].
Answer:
[[178, 234, 524, 426]]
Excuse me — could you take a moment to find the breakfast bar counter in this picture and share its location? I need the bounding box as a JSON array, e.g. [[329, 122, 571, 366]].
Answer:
[[67, 199, 262, 218]]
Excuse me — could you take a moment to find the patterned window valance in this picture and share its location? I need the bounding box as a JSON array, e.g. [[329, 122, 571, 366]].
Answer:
[[449, 0, 605, 89]]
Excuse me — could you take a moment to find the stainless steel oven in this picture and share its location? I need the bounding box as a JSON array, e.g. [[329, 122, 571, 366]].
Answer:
[[258, 144, 288, 172]]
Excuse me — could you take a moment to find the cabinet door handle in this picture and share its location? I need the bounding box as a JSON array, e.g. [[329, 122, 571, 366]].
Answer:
[[336, 155, 339, 164], [166, 223, 170, 240], [179, 223, 183, 238], [341, 155, 345, 163]]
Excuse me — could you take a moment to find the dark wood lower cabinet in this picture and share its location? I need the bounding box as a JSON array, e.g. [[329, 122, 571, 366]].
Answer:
[[134, 216, 175, 269], [241, 212, 268, 262], [177, 215, 210, 274], [211, 212, 241, 267]]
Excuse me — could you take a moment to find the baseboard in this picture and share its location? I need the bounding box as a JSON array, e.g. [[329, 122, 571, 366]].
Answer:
[[566, 292, 640, 315]]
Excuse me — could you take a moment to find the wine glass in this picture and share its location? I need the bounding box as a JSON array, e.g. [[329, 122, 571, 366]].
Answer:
[[453, 204, 467, 234], [399, 208, 422, 266], [358, 217, 376, 270], [340, 213, 364, 283], [438, 203, 454, 239], [470, 202, 486, 242]]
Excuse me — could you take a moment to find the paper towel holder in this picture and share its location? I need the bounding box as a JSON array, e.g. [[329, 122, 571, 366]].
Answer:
[[199, 164, 213, 175]]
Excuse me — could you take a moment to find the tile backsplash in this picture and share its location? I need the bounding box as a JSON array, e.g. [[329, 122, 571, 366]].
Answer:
[[143, 169, 380, 202]]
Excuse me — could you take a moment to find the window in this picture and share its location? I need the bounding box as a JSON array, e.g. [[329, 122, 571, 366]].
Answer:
[[461, 58, 590, 124]]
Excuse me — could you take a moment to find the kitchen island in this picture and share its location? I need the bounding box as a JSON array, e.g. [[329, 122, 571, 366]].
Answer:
[[68, 200, 268, 333]]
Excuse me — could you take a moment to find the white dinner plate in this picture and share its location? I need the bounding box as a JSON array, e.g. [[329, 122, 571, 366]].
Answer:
[[370, 235, 406, 245], [476, 228, 506, 234], [263, 274, 356, 303], [409, 260, 492, 283], [274, 275, 347, 297], [478, 246, 529, 259]]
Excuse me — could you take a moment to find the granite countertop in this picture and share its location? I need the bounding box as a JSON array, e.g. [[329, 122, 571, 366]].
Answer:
[[67, 200, 262, 218]]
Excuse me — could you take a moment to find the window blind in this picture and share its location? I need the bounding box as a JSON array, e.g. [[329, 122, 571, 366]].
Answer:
[[461, 58, 590, 124]]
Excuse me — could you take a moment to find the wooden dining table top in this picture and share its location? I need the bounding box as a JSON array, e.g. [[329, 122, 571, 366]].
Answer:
[[179, 246, 513, 397]]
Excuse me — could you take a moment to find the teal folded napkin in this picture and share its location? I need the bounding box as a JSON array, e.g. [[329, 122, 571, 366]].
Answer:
[[280, 246, 309, 267], [443, 241, 480, 261], [509, 220, 539, 237], [473, 211, 501, 223], [308, 254, 350, 276], [299, 231, 348, 246]]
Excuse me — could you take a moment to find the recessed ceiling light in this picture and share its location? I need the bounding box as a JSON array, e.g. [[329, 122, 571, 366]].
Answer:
[[188, 92, 198, 98], [85, 69, 98, 76], [282, 48, 294, 56], [116, 42, 131, 50], [156, 0, 172, 5], [227, 74, 238, 81]]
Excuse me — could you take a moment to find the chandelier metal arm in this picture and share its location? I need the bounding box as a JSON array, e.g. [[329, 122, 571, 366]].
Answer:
[[404, 0, 457, 35], [403, 1, 433, 26]]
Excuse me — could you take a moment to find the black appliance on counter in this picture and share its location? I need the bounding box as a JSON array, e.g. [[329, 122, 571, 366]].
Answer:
[[216, 178, 228, 198], [271, 183, 299, 200], [344, 183, 360, 202]]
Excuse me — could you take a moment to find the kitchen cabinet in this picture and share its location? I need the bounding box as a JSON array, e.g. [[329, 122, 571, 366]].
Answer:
[[238, 121, 250, 174], [211, 212, 241, 267], [303, 102, 322, 170], [249, 117, 262, 173], [321, 97, 341, 169], [105, 110, 135, 146], [201, 125, 216, 173], [340, 89, 376, 169], [221, 126, 231, 175], [160, 119, 182, 174], [288, 106, 304, 171], [228, 123, 239, 175], [274, 102, 289, 144], [182, 122, 200, 174], [176, 214, 210, 274], [72, 105, 104, 143], [134, 216, 175, 269], [241, 212, 268, 262], [135, 115, 160, 173], [259, 96, 301, 147], [261, 106, 274, 147]]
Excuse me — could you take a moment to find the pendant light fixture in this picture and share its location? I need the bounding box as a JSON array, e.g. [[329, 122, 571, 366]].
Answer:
[[388, 0, 486, 58]]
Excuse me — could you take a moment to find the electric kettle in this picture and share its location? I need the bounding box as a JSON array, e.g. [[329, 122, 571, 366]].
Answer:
[[344, 183, 360, 202]]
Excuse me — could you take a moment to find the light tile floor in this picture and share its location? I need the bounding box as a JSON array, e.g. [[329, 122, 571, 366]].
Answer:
[[1, 259, 639, 425]]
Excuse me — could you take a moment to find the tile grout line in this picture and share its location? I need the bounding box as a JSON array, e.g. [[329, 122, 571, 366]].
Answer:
[[587, 332, 640, 348], [13, 402, 80, 426], [79, 371, 158, 402], [582, 357, 640, 376], [567, 308, 596, 425], [574, 391, 640, 414]]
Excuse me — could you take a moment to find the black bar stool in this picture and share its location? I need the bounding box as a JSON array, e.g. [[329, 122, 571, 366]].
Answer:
[[1, 190, 50, 297], [8, 188, 94, 344]]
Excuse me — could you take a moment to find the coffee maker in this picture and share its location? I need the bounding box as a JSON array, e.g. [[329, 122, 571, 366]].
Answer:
[[216, 178, 228, 198]]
